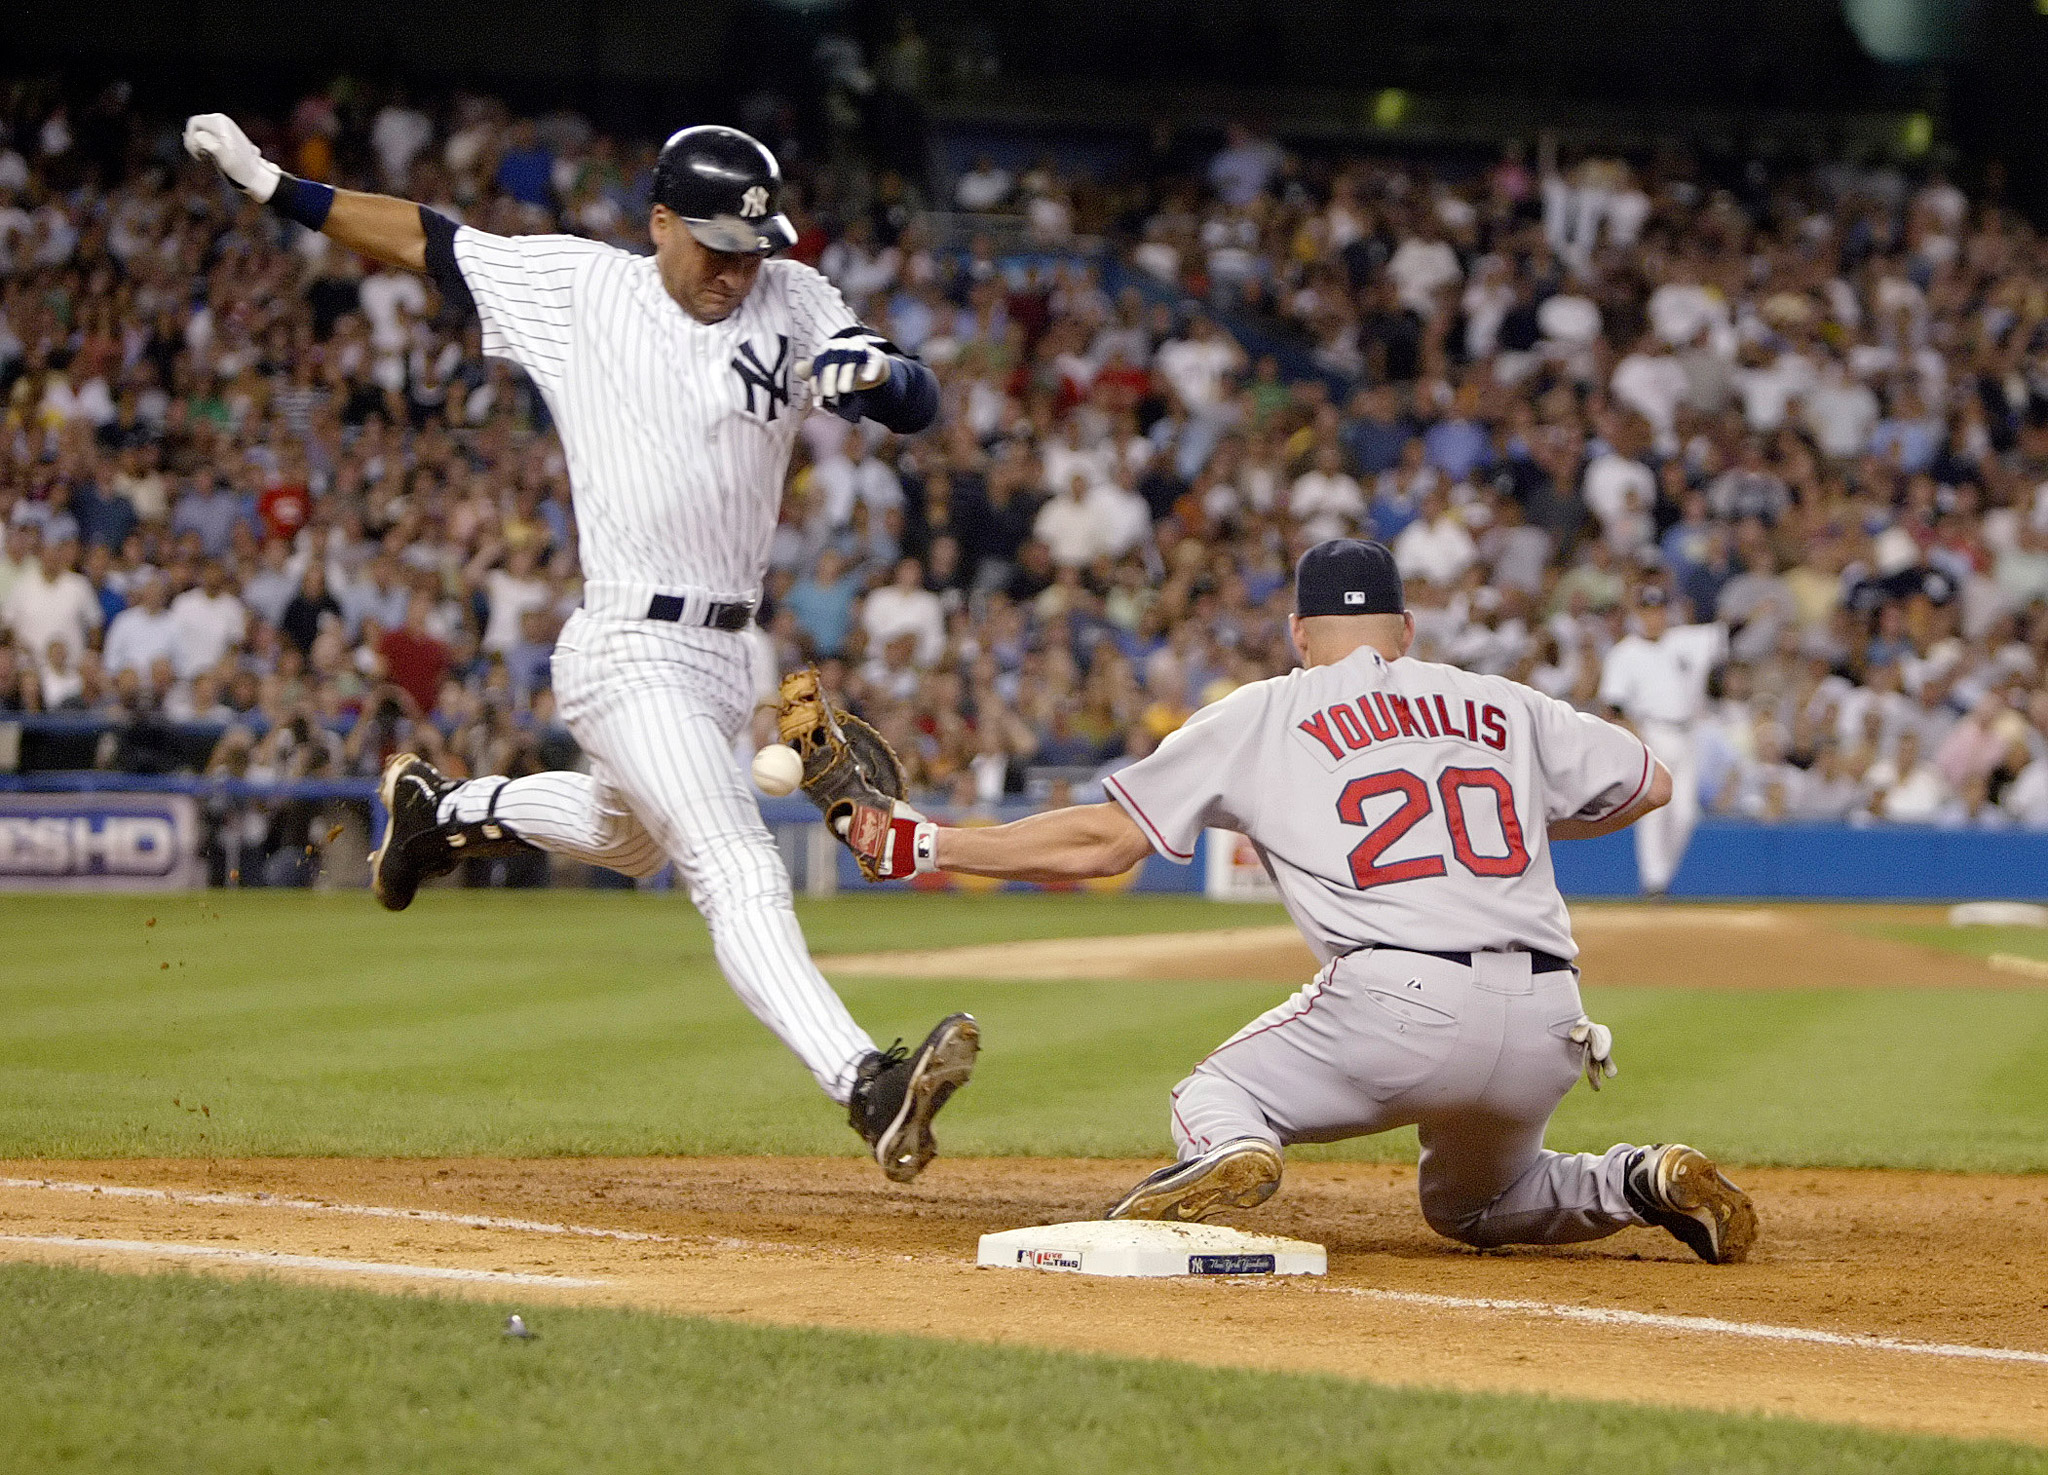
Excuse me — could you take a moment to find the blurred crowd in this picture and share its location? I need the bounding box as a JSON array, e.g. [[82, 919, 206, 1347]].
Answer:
[[7, 78, 2048, 841]]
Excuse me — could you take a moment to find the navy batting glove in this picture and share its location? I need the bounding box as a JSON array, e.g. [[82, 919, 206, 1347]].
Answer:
[[798, 328, 893, 405]]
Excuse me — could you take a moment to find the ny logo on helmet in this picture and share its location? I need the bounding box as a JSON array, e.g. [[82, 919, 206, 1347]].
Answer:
[[740, 186, 769, 219]]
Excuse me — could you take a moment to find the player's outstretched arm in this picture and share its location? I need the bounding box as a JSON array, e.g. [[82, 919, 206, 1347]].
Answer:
[[184, 113, 427, 271], [841, 797, 1148, 882], [1549, 757, 1673, 840], [931, 802, 1152, 883]]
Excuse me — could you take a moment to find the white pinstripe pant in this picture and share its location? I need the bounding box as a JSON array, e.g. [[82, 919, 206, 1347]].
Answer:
[[439, 610, 877, 1102]]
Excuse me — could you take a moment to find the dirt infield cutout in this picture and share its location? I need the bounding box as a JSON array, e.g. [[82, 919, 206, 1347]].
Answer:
[[821, 905, 2035, 990], [4, 1157, 2046, 1446]]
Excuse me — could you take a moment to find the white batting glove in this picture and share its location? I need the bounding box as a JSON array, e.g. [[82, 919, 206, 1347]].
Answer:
[[182, 113, 282, 203], [796, 329, 893, 404], [1568, 1016, 1617, 1091]]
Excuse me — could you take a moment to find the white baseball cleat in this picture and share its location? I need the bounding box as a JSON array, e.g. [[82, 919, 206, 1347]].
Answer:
[[1624, 1143, 1758, 1264], [1104, 1137, 1284, 1223]]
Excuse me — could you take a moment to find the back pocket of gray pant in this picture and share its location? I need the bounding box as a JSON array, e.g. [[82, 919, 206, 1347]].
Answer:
[[1363, 987, 1458, 1028]]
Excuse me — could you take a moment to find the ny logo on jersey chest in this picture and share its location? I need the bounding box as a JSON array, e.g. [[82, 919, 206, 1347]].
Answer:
[[731, 334, 791, 422]]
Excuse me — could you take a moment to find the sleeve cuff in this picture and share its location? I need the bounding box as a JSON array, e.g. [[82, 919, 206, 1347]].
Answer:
[[1103, 773, 1194, 863], [419, 208, 476, 319]]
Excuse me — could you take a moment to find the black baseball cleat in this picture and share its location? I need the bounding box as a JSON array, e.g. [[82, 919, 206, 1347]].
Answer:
[[1624, 1143, 1758, 1264], [1104, 1137, 1284, 1223], [371, 753, 461, 911], [370, 753, 539, 911], [848, 1013, 979, 1183]]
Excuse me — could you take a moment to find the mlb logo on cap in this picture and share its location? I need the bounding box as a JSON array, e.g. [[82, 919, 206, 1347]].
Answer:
[[1295, 539, 1404, 617]]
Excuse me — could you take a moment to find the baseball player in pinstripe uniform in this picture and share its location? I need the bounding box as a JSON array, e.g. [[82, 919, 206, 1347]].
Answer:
[[184, 114, 977, 1183]]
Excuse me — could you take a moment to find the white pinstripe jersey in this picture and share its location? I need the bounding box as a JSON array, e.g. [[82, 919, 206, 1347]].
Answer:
[[453, 228, 860, 603], [1104, 648, 1654, 961]]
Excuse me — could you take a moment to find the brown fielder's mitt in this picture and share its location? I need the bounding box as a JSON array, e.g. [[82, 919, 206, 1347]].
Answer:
[[776, 668, 909, 880]]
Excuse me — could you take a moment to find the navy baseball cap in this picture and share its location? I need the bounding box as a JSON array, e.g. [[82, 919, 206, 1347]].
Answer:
[[1295, 538, 1404, 617]]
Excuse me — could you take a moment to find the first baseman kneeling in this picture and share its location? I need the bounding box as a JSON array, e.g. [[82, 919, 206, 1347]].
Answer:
[[844, 538, 1757, 1264]]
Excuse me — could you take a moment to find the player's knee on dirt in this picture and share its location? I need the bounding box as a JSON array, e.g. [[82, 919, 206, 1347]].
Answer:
[[1418, 1195, 1497, 1246], [1416, 1171, 1507, 1246]]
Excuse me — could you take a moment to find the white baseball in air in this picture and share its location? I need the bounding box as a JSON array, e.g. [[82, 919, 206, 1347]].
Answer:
[[751, 743, 804, 796]]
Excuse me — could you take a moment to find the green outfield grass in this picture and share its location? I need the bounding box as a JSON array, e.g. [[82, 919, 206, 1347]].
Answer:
[[4, 892, 2047, 1169], [5, 1262, 2040, 1475]]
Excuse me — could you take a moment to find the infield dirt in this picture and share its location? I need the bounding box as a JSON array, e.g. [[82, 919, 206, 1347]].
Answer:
[[5, 1155, 2046, 1446], [821, 904, 2043, 988]]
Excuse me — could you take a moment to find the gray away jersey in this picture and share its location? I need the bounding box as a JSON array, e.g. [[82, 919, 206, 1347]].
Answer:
[[1104, 647, 1653, 961], [452, 228, 860, 604]]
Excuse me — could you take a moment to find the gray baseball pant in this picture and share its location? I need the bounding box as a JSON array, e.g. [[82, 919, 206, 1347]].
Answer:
[[1168, 947, 1647, 1246]]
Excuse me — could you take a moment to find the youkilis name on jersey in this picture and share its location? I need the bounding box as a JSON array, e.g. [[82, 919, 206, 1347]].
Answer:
[[1292, 692, 1510, 769]]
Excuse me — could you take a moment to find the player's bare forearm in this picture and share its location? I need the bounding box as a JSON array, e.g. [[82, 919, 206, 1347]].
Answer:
[[1549, 757, 1673, 840], [933, 802, 1152, 882], [320, 190, 429, 273]]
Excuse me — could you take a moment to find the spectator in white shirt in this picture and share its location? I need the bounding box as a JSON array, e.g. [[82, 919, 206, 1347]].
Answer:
[[1393, 487, 1479, 588], [357, 266, 427, 361], [1581, 417, 1658, 553], [1803, 357, 1881, 459], [1385, 227, 1462, 316], [41, 637, 85, 710], [1153, 313, 1244, 416], [1040, 418, 1112, 502], [2, 537, 101, 668], [1289, 444, 1365, 543], [813, 430, 906, 530], [473, 544, 551, 655], [1033, 478, 1100, 569], [168, 560, 248, 679], [1870, 730, 1953, 823], [1033, 473, 1149, 569], [370, 96, 435, 189], [1085, 467, 1153, 561], [1647, 265, 1729, 349], [1731, 342, 1816, 433], [954, 155, 1013, 212], [862, 558, 947, 667], [103, 570, 180, 676], [1610, 333, 1689, 448], [1461, 256, 1515, 360]]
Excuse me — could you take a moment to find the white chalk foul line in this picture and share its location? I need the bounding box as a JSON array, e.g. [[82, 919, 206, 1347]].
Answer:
[[1310, 1285, 2048, 1368], [0, 1234, 607, 1287], [0, 1177, 673, 1243], [11, 1177, 2043, 1368]]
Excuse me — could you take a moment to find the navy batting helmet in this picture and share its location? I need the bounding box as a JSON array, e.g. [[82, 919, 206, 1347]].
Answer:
[[651, 125, 797, 254]]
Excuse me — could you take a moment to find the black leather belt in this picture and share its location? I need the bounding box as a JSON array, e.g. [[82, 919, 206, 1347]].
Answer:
[[1377, 945, 1574, 974], [646, 594, 755, 631]]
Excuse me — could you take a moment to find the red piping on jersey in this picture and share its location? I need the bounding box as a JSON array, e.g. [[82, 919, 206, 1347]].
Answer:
[[1611, 740, 1653, 818], [1198, 964, 1334, 1072], [1104, 773, 1194, 860], [1170, 1087, 1209, 1153]]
